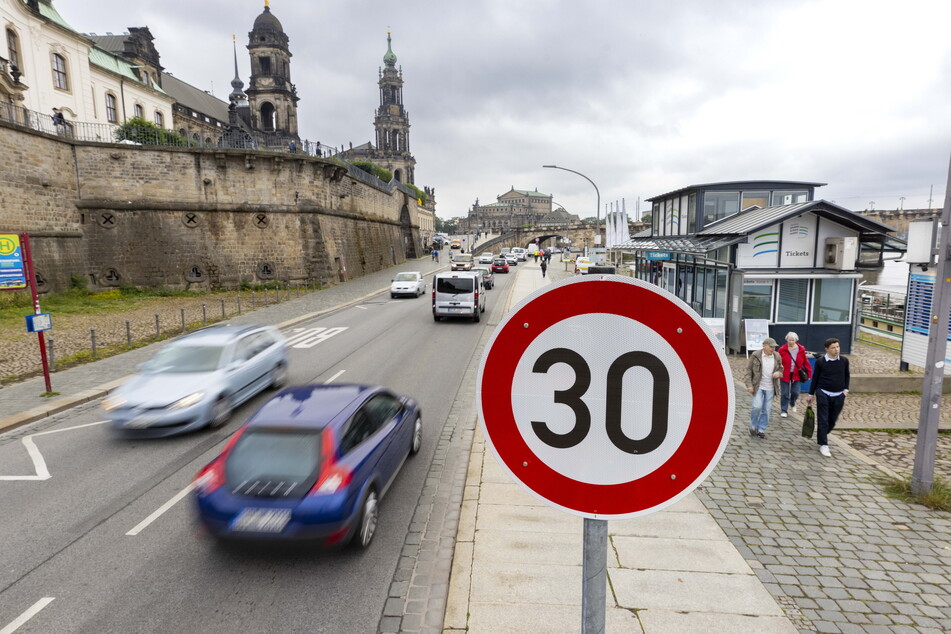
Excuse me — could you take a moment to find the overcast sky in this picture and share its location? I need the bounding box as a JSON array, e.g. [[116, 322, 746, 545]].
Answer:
[[54, 0, 951, 221]]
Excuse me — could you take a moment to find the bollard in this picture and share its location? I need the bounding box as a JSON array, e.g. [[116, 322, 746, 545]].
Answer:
[[181, 308, 186, 334], [49, 335, 55, 371], [202, 303, 207, 326], [91, 328, 97, 359], [237, 294, 242, 315], [286, 284, 290, 302], [251, 291, 256, 310], [220, 299, 226, 319], [126, 320, 131, 348], [155, 314, 160, 337], [264, 288, 269, 305]]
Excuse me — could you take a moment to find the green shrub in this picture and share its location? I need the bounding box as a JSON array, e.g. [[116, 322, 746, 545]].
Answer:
[[115, 117, 188, 147], [69, 273, 88, 292], [404, 183, 427, 205], [351, 160, 392, 183]]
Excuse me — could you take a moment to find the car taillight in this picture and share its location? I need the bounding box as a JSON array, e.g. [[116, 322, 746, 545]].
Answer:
[[309, 428, 353, 496], [193, 425, 247, 494]]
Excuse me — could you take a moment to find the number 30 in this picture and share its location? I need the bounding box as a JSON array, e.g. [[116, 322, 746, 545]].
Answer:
[[530, 348, 670, 454]]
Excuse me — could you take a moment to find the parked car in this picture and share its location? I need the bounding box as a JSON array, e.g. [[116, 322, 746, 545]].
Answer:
[[103, 325, 288, 437], [491, 258, 509, 274], [471, 266, 494, 289], [478, 252, 494, 264], [390, 271, 425, 298], [194, 383, 422, 548]]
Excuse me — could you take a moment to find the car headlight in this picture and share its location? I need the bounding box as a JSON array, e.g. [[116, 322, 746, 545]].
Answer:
[[169, 392, 205, 409], [102, 396, 127, 411]]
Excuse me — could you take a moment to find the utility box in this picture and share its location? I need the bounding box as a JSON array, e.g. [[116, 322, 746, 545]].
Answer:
[[824, 236, 858, 270]]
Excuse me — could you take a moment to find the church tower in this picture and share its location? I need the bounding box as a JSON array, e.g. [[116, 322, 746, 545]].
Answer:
[[245, 1, 299, 139], [374, 31, 416, 184]]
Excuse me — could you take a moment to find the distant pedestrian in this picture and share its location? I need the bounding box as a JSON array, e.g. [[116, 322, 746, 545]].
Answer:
[[431, 248, 437, 261], [540, 260, 547, 277], [807, 338, 850, 457], [52, 108, 66, 135], [778, 332, 811, 417], [744, 337, 782, 439]]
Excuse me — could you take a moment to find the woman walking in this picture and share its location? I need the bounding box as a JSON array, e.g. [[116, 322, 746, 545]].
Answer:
[[777, 332, 810, 418]]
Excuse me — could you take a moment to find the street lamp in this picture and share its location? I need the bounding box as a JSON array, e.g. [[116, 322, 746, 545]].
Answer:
[[543, 165, 600, 257]]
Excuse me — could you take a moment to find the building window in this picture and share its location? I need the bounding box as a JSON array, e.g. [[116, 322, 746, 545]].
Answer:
[[741, 191, 770, 211], [742, 282, 773, 321], [812, 278, 852, 322], [134, 104, 143, 118], [776, 278, 808, 322], [154, 111, 164, 126], [6, 28, 20, 71], [52, 53, 69, 91], [259, 56, 271, 74], [771, 190, 808, 206], [702, 192, 739, 226], [105, 93, 118, 122]]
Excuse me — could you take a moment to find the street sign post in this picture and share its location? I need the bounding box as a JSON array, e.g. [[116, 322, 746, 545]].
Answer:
[[477, 274, 734, 631]]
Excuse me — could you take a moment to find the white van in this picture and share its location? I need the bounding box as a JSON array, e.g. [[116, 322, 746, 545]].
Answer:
[[432, 272, 486, 322]]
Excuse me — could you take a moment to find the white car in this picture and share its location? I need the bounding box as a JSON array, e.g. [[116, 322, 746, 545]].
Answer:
[[478, 253, 494, 264], [504, 254, 518, 266], [390, 271, 425, 298]]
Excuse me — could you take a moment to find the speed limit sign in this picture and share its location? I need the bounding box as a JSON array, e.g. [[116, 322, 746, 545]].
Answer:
[[477, 275, 734, 519]]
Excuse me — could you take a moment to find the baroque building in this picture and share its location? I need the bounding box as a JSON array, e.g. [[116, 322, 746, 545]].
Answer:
[[341, 31, 416, 185], [463, 187, 557, 233]]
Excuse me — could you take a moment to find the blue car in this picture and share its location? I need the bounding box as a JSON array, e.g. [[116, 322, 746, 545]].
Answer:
[[102, 325, 288, 437], [193, 384, 422, 548]]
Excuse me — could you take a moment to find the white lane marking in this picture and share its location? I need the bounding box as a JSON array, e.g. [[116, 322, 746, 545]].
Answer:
[[0, 597, 55, 634], [0, 420, 110, 481], [355, 305, 368, 310], [324, 370, 345, 384], [125, 482, 197, 536], [284, 326, 348, 349]]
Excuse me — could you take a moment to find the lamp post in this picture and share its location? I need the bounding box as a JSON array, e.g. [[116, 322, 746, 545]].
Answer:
[[543, 165, 600, 258]]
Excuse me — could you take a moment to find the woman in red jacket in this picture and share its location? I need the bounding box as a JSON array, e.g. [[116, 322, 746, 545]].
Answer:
[[778, 332, 811, 417]]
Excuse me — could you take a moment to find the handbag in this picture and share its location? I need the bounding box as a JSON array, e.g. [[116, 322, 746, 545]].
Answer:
[[801, 405, 815, 438], [798, 366, 809, 382]]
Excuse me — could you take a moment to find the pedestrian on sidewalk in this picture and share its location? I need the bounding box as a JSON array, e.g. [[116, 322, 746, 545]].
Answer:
[[807, 338, 849, 457], [778, 332, 810, 418], [744, 337, 782, 439], [540, 260, 548, 277]]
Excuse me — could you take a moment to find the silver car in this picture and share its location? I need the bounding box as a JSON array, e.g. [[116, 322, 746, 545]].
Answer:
[[103, 325, 288, 437], [390, 271, 425, 298]]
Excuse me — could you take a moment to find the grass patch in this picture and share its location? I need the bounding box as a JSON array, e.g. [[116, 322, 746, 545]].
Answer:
[[881, 475, 951, 512]]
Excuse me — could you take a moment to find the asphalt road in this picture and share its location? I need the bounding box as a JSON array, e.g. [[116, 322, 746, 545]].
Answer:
[[0, 269, 513, 633]]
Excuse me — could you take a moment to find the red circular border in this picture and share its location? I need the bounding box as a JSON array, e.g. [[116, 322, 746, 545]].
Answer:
[[480, 278, 731, 516]]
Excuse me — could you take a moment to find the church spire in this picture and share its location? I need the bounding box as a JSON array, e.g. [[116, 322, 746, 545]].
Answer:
[[383, 28, 397, 68], [229, 34, 247, 105]]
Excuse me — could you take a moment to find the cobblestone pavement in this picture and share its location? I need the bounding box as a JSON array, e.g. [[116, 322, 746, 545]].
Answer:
[[838, 431, 951, 481], [697, 384, 951, 634]]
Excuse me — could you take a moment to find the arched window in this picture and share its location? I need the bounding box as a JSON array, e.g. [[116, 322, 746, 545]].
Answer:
[[154, 111, 164, 127], [260, 102, 276, 131], [52, 53, 68, 91], [134, 104, 143, 118], [6, 28, 20, 71], [105, 92, 118, 122], [178, 128, 187, 137], [394, 169, 402, 182]]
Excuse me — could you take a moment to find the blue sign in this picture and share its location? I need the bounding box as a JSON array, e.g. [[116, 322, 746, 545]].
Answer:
[[0, 233, 27, 290], [646, 251, 671, 261], [26, 313, 52, 332]]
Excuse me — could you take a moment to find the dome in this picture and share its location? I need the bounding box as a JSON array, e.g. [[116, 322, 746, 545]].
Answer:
[[253, 6, 284, 32], [383, 32, 397, 68]]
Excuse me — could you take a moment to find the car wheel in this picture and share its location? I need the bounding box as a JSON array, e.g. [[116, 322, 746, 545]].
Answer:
[[209, 396, 232, 429], [391, 293, 397, 298], [410, 416, 422, 455], [355, 489, 379, 549], [433, 314, 441, 322], [473, 310, 480, 323], [270, 362, 288, 389]]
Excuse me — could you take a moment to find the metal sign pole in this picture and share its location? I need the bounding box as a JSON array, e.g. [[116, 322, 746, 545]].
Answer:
[[20, 233, 53, 393], [581, 518, 607, 633], [912, 154, 951, 495]]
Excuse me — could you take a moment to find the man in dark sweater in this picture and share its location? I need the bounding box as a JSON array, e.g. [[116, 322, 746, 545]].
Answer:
[[807, 338, 850, 457]]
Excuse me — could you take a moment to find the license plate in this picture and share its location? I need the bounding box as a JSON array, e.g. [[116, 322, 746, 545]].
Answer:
[[231, 508, 291, 533]]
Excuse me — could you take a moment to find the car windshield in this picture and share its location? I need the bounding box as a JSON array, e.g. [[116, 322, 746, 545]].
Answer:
[[394, 273, 418, 281], [493, 260, 506, 265], [437, 277, 474, 294], [147, 345, 224, 373], [226, 430, 322, 498]]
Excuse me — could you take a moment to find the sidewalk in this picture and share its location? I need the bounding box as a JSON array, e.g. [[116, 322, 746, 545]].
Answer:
[[444, 260, 798, 633], [444, 260, 951, 634]]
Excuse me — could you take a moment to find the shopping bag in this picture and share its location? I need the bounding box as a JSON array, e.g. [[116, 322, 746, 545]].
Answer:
[[801, 405, 815, 438]]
